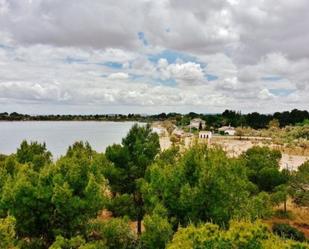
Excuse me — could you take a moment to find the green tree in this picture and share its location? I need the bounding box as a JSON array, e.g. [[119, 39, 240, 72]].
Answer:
[[140, 205, 173, 249], [246, 192, 273, 219], [290, 160, 309, 207], [272, 187, 288, 213], [143, 145, 268, 227], [167, 220, 309, 249], [104, 124, 160, 234], [243, 147, 287, 192], [16, 140, 52, 171], [0, 216, 19, 249], [0, 141, 108, 247], [49, 235, 105, 249], [86, 218, 136, 249], [256, 167, 287, 192]]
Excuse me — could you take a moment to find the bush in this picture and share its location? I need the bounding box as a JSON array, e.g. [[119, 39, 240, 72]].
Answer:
[[49, 236, 106, 249], [87, 218, 137, 249], [140, 205, 173, 249], [272, 223, 306, 242], [273, 209, 293, 219], [167, 220, 309, 249], [0, 216, 19, 249]]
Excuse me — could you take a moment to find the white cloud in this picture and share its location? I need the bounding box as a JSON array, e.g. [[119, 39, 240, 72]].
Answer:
[[107, 72, 129, 80], [158, 60, 205, 85], [258, 88, 274, 100], [0, 0, 308, 113]]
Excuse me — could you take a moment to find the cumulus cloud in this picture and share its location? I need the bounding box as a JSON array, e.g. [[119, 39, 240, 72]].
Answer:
[[107, 72, 129, 80], [158, 59, 205, 84], [0, 0, 308, 113], [258, 88, 274, 100]]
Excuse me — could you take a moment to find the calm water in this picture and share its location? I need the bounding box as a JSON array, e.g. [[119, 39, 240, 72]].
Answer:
[[0, 121, 140, 158]]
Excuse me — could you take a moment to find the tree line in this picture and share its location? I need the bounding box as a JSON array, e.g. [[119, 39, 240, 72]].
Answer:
[[0, 124, 308, 248], [172, 109, 309, 129], [0, 112, 147, 122], [1, 109, 308, 129]]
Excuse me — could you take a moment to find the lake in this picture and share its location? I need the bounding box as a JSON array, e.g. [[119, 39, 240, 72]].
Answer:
[[0, 121, 140, 158]]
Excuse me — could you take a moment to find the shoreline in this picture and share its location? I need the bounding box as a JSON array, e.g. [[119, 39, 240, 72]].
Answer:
[[0, 120, 148, 123]]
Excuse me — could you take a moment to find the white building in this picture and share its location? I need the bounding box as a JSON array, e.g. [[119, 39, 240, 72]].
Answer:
[[190, 118, 206, 130], [218, 125, 236, 136], [199, 131, 212, 139]]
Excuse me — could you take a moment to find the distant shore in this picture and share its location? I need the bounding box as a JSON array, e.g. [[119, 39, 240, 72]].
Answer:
[[0, 120, 147, 122]]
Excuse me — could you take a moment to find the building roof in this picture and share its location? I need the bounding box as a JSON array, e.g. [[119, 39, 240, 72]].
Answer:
[[218, 125, 235, 131], [199, 131, 212, 134], [190, 118, 205, 123]]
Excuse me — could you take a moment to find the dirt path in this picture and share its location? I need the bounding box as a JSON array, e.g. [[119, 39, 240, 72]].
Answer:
[[159, 136, 172, 151], [179, 136, 309, 170], [280, 154, 309, 170], [212, 138, 308, 170]]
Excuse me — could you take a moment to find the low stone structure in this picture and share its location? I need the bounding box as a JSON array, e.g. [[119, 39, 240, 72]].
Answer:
[[218, 125, 236, 136], [199, 131, 212, 139], [190, 118, 206, 130]]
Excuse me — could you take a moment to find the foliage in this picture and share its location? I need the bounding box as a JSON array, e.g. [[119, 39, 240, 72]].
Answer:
[[167, 220, 309, 249], [104, 124, 160, 234], [166, 222, 226, 249], [235, 127, 245, 138], [0, 141, 108, 247], [2, 109, 309, 129], [243, 146, 288, 192], [257, 167, 288, 192], [271, 184, 290, 212], [143, 145, 271, 228], [272, 223, 306, 242], [246, 192, 273, 219], [16, 140, 52, 171], [49, 218, 137, 249], [290, 161, 309, 207], [297, 119, 309, 126], [268, 119, 280, 129], [243, 146, 282, 172], [105, 194, 136, 218], [140, 205, 173, 249], [0, 216, 19, 249], [1, 124, 308, 248], [49, 235, 105, 249], [86, 218, 136, 249]]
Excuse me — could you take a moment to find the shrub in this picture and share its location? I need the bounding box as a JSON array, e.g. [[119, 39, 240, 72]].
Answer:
[[273, 209, 293, 219], [49, 236, 106, 249], [167, 220, 309, 249], [0, 216, 19, 249], [272, 223, 305, 242], [140, 205, 173, 249], [87, 218, 137, 249]]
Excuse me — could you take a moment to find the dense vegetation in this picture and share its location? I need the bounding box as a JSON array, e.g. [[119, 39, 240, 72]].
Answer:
[[167, 220, 306, 249], [1, 108, 308, 129], [0, 124, 308, 248], [234, 121, 309, 153]]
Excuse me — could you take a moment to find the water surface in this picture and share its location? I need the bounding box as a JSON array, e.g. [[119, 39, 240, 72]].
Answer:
[[0, 121, 139, 158]]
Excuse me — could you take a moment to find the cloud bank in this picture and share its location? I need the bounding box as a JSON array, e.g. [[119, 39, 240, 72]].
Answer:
[[0, 0, 308, 114]]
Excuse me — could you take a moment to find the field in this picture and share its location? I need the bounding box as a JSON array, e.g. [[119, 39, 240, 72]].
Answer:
[[156, 123, 309, 171]]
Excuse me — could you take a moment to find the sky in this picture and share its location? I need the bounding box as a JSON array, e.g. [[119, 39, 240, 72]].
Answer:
[[0, 0, 308, 114]]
